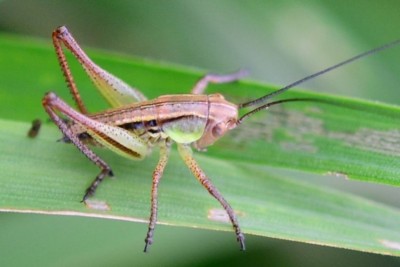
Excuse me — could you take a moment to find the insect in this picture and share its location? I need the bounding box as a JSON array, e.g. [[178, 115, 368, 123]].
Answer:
[[43, 26, 400, 252]]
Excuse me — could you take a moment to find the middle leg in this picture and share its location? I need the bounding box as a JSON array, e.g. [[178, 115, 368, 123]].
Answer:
[[191, 69, 248, 95], [144, 142, 171, 252]]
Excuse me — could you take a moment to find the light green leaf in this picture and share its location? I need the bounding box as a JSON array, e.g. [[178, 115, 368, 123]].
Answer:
[[0, 34, 399, 256]]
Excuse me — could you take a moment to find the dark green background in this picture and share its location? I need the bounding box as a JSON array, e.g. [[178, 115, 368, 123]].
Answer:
[[1, 1, 399, 266]]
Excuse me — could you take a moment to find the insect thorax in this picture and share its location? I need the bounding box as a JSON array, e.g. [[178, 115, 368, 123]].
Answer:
[[119, 120, 168, 146]]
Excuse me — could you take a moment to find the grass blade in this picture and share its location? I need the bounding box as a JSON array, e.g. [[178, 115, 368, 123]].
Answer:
[[0, 34, 399, 255]]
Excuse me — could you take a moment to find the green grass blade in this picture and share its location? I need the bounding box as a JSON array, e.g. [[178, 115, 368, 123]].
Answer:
[[1, 34, 400, 185], [0, 34, 400, 255]]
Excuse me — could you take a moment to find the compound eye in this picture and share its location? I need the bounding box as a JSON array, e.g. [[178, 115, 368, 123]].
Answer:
[[212, 123, 225, 138]]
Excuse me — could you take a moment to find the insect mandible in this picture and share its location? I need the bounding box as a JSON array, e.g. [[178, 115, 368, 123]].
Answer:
[[43, 26, 400, 252]]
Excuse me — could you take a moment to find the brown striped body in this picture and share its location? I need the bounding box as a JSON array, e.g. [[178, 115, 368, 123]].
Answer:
[[68, 93, 238, 150]]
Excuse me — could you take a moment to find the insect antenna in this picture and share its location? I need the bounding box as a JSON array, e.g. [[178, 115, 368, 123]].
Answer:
[[239, 38, 400, 109], [237, 97, 322, 124]]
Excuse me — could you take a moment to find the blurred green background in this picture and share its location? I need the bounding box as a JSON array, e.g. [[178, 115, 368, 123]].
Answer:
[[1, 1, 399, 266]]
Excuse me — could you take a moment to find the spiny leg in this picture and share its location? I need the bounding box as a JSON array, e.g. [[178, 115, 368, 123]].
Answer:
[[144, 142, 171, 252], [177, 144, 245, 250], [191, 69, 248, 95], [42, 92, 113, 201], [83, 168, 113, 202], [53, 26, 147, 110], [52, 27, 88, 113]]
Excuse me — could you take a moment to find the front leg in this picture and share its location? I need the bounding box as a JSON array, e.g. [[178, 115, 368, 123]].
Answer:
[[177, 144, 245, 250]]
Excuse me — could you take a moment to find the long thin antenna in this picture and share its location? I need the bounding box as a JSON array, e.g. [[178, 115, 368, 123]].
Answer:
[[237, 98, 317, 124], [239, 38, 400, 108]]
